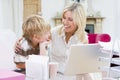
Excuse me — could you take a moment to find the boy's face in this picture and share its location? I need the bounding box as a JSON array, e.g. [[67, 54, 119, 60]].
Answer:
[[38, 31, 51, 43]]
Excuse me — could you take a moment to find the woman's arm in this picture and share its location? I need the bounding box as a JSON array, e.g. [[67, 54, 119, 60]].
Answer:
[[14, 37, 24, 55]]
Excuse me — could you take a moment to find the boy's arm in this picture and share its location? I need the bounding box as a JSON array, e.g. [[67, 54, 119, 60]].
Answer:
[[14, 62, 25, 69]]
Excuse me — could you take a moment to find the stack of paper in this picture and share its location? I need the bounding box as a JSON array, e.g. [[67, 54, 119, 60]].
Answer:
[[25, 55, 49, 80]]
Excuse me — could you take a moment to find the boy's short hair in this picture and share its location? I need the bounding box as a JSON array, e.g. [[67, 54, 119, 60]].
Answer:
[[22, 15, 50, 40]]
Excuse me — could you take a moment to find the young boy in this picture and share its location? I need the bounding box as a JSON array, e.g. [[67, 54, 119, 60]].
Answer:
[[14, 15, 51, 73]]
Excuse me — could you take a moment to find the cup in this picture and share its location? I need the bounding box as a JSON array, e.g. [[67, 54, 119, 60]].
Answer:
[[49, 62, 58, 79]]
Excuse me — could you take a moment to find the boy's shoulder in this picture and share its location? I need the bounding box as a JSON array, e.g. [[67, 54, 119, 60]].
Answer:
[[20, 38, 31, 51]]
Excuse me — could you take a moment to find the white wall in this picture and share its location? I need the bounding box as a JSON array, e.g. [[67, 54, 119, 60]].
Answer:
[[0, 0, 13, 30], [41, 0, 65, 27], [89, 0, 116, 40], [0, 0, 23, 38], [114, 0, 120, 39], [12, 0, 23, 38]]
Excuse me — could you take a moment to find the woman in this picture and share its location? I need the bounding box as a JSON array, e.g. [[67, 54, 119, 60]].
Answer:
[[50, 2, 93, 80], [15, 2, 98, 80]]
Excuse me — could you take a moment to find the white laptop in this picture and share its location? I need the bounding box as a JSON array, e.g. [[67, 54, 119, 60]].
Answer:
[[64, 43, 105, 75]]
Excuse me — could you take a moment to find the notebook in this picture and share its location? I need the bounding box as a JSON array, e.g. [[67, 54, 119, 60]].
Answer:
[[64, 43, 104, 75]]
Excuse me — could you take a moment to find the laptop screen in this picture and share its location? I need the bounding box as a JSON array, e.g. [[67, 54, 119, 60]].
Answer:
[[64, 43, 105, 75]]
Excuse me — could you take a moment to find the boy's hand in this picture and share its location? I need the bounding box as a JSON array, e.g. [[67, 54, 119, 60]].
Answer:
[[39, 41, 50, 55]]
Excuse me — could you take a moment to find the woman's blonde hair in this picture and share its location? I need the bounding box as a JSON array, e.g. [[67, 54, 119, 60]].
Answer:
[[22, 15, 50, 43], [61, 2, 88, 44]]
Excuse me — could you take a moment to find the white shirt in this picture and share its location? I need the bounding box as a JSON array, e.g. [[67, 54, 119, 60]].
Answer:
[[50, 26, 101, 80], [50, 26, 83, 74]]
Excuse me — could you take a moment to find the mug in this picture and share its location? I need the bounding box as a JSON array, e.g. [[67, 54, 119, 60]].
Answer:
[[49, 62, 58, 79]]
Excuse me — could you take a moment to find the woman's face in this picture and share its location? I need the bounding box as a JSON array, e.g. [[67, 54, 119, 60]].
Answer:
[[62, 11, 77, 33]]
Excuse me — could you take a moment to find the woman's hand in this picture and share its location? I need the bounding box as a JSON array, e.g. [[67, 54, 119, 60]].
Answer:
[[14, 37, 23, 55]]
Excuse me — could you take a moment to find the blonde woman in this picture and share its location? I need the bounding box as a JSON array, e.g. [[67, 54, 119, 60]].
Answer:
[[50, 2, 93, 80], [14, 15, 51, 73]]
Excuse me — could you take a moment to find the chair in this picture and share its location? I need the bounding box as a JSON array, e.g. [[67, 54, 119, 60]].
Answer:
[[88, 33, 111, 44]]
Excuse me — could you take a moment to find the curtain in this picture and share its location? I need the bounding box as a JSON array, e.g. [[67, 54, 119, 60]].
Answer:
[[0, 0, 23, 38]]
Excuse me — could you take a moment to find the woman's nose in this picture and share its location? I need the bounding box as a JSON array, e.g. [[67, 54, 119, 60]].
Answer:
[[63, 19, 69, 25]]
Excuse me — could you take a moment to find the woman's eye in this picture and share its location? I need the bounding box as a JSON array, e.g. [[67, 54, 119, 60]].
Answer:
[[62, 16, 73, 22], [62, 17, 66, 19], [68, 18, 73, 21]]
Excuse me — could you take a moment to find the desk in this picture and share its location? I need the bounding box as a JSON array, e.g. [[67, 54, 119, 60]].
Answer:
[[0, 69, 25, 80]]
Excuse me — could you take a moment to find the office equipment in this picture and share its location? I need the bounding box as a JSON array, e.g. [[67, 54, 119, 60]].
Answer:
[[64, 44, 104, 75], [25, 55, 49, 80]]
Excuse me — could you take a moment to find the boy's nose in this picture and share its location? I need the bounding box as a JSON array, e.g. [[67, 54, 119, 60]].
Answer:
[[46, 34, 51, 41]]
